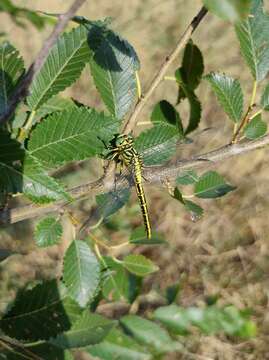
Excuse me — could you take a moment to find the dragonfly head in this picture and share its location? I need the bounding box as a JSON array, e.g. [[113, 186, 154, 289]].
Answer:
[[114, 133, 134, 148]]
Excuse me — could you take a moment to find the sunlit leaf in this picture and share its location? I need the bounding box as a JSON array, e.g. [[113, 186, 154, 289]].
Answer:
[[129, 227, 166, 245], [154, 304, 257, 338], [50, 312, 115, 349], [260, 83, 269, 110], [135, 124, 179, 166], [120, 315, 182, 354], [21, 155, 71, 204], [244, 114, 267, 139], [235, 0, 269, 81], [203, 0, 251, 22], [85, 328, 152, 360], [27, 25, 90, 110], [194, 171, 236, 198], [102, 256, 130, 301], [63, 240, 100, 307], [28, 106, 120, 168], [176, 170, 199, 185], [122, 254, 159, 277], [89, 25, 139, 119], [205, 73, 243, 123], [34, 216, 63, 247]]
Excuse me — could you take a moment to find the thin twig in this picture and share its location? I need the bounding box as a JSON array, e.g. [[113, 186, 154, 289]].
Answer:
[[123, 6, 208, 134], [0, 0, 87, 125], [1, 134, 269, 226], [232, 80, 257, 143]]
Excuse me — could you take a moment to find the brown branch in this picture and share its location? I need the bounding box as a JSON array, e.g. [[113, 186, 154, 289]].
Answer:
[[123, 6, 208, 134], [0, 0, 87, 125], [1, 134, 269, 226]]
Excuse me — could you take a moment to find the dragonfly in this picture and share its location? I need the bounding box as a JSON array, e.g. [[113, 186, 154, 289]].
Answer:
[[104, 133, 152, 238], [79, 127, 215, 239]]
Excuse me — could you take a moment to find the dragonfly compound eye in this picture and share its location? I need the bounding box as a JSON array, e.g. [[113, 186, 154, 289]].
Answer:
[[115, 134, 133, 147]]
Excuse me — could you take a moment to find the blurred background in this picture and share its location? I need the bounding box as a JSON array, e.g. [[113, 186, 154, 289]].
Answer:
[[1, 0, 269, 359]]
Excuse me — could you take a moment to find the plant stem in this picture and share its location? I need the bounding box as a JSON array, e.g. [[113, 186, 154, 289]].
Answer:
[[135, 71, 142, 99], [123, 6, 208, 134], [17, 110, 36, 141], [164, 76, 177, 81], [0, 0, 87, 125], [249, 109, 262, 120], [2, 133, 269, 226], [250, 80, 257, 106], [232, 80, 257, 143]]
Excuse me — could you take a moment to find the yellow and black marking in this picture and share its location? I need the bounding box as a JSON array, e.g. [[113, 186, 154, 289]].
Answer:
[[107, 134, 152, 239]]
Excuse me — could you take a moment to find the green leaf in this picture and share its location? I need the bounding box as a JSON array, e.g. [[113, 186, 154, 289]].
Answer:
[[184, 92, 202, 135], [177, 40, 204, 95], [50, 312, 115, 349], [154, 304, 256, 338], [21, 155, 71, 203], [171, 187, 204, 220], [27, 25, 90, 110], [0, 0, 46, 29], [28, 106, 120, 167], [0, 130, 24, 196], [165, 283, 181, 305], [0, 136, 70, 203], [135, 124, 179, 166], [89, 26, 140, 119], [260, 83, 269, 110], [85, 328, 152, 360], [176, 170, 199, 185], [63, 240, 100, 307], [34, 96, 75, 122], [0, 280, 82, 341], [175, 70, 202, 135], [235, 0, 269, 81], [175, 41, 203, 134], [34, 216, 63, 247], [102, 256, 130, 301], [203, 0, 251, 22], [244, 114, 267, 139], [122, 254, 159, 277], [184, 200, 204, 219], [154, 305, 192, 334], [151, 100, 183, 134], [120, 315, 182, 354], [129, 227, 166, 245], [172, 187, 184, 203], [0, 130, 24, 163], [205, 73, 243, 123], [18, 8, 46, 30], [0, 42, 24, 117], [194, 171, 236, 199], [0, 0, 17, 13]]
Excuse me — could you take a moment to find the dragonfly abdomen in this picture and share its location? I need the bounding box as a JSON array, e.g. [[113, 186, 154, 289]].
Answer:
[[133, 155, 152, 239]]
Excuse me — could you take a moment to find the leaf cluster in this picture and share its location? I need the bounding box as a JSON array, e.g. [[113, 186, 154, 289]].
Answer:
[[1, 0, 269, 358]]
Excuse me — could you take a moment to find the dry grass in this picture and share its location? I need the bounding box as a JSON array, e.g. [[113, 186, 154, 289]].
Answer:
[[1, 1, 269, 359]]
